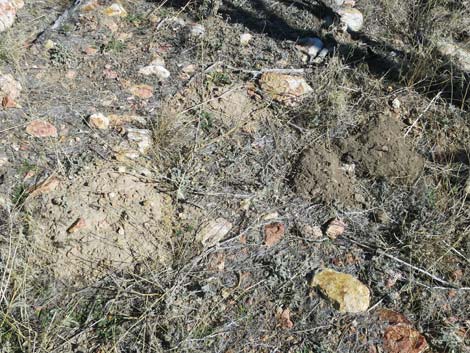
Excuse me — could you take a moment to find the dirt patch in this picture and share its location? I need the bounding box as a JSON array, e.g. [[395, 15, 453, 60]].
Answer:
[[339, 116, 424, 184], [25, 161, 174, 283], [294, 143, 360, 206]]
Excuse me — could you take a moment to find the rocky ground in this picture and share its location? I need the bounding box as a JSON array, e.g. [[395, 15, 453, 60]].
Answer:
[[0, 0, 469, 352]]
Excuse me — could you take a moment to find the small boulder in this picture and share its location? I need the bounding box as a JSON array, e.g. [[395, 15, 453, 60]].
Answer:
[[196, 218, 232, 247], [89, 113, 110, 130], [338, 7, 364, 32], [311, 268, 370, 313]]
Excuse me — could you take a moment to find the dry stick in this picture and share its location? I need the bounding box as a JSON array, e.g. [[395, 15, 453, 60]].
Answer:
[[344, 236, 470, 290], [404, 91, 442, 137]]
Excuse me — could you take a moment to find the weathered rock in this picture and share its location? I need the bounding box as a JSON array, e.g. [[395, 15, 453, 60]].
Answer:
[[67, 217, 87, 234], [383, 325, 428, 353], [296, 37, 324, 58], [240, 33, 253, 46], [28, 176, 60, 197], [437, 40, 470, 72], [0, 0, 19, 33], [0, 73, 21, 101], [189, 23, 205, 37], [26, 120, 58, 138], [128, 84, 153, 99], [139, 63, 170, 79], [103, 3, 127, 17], [324, 218, 346, 239], [89, 113, 110, 130], [338, 7, 364, 32], [126, 128, 152, 154], [196, 218, 232, 247], [311, 268, 370, 313], [259, 72, 313, 105], [264, 222, 286, 247]]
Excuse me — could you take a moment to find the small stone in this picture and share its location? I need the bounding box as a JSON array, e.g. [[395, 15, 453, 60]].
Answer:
[[67, 218, 87, 234], [299, 224, 323, 239], [383, 325, 428, 353], [139, 64, 170, 79], [391, 98, 401, 111], [189, 23, 205, 37], [240, 33, 253, 45], [44, 39, 55, 50], [128, 84, 153, 99], [28, 176, 60, 197], [338, 7, 364, 32], [0, 153, 8, 167], [182, 64, 196, 74], [103, 3, 127, 17], [259, 72, 313, 105], [126, 128, 152, 153], [26, 120, 58, 138], [0, 73, 21, 100], [324, 218, 346, 239], [81, 0, 100, 12], [196, 218, 232, 247], [296, 37, 324, 58], [0, 0, 17, 33], [264, 222, 286, 247], [311, 268, 370, 313], [89, 113, 110, 130], [65, 70, 77, 79], [83, 46, 98, 55], [2, 95, 16, 108]]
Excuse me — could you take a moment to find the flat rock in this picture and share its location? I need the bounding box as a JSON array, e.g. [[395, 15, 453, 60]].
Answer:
[[259, 72, 313, 105], [311, 268, 370, 313], [26, 120, 58, 138], [196, 218, 232, 247]]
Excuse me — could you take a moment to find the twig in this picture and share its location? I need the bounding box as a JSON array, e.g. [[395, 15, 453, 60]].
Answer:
[[344, 236, 470, 290], [404, 91, 442, 137]]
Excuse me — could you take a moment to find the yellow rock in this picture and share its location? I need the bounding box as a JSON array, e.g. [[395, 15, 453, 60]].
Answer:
[[259, 72, 312, 105], [311, 268, 370, 313], [103, 3, 127, 17]]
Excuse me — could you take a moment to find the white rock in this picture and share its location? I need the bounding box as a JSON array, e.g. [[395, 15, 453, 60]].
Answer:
[[0, 72, 21, 100], [189, 23, 205, 37], [104, 3, 127, 17], [139, 64, 170, 79], [437, 40, 470, 72], [196, 218, 232, 247], [126, 128, 152, 154], [296, 37, 324, 58], [0, 0, 17, 33], [338, 7, 364, 32], [240, 33, 253, 46], [391, 98, 401, 111], [89, 113, 110, 130]]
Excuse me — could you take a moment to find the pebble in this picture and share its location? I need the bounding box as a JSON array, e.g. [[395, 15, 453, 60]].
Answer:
[[337, 7, 364, 32], [196, 218, 232, 247], [26, 120, 58, 138], [296, 37, 324, 58], [0, 0, 22, 33], [103, 3, 127, 17], [139, 63, 170, 80], [128, 84, 153, 99], [189, 23, 205, 37], [259, 72, 313, 105], [324, 218, 346, 239], [240, 33, 253, 46], [89, 113, 110, 130], [126, 128, 152, 153], [0, 72, 22, 100], [311, 268, 370, 313]]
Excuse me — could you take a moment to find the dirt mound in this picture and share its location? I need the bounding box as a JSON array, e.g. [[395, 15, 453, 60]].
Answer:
[[25, 162, 174, 283], [340, 116, 424, 183], [294, 143, 359, 206]]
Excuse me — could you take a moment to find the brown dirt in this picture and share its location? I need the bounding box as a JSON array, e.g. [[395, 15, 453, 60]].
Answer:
[[25, 161, 174, 283], [294, 143, 361, 206], [339, 115, 425, 184]]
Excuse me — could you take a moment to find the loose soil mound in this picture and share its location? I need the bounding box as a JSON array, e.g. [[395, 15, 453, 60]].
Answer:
[[25, 162, 173, 283], [340, 116, 424, 183], [294, 143, 359, 206]]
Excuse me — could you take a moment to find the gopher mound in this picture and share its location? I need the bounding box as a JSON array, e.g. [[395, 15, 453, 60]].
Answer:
[[25, 162, 174, 283], [340, 116, 424, 183], [294, 143, 360, 206]]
